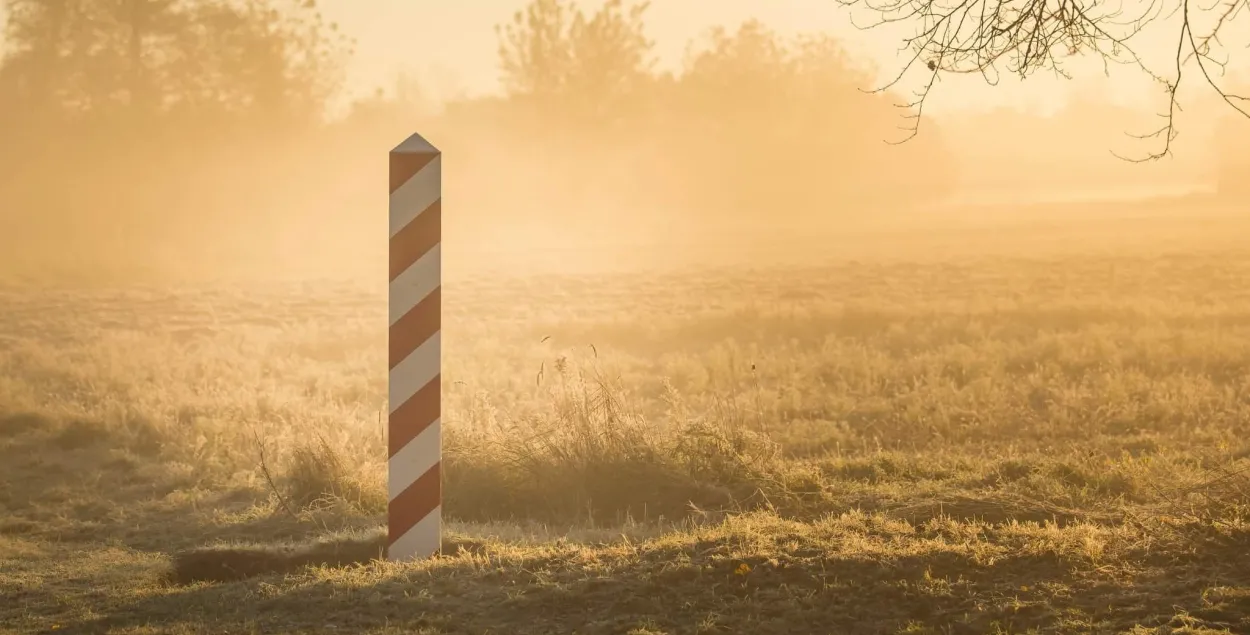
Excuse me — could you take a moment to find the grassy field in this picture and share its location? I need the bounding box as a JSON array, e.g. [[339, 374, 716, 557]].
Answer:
[[3, 209, 1250, 634]]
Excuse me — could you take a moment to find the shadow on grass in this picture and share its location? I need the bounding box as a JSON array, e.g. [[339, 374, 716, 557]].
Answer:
[[44, 519, 1250, 635], [167, 528, 388, 584], [49, 546, 1071, 634]]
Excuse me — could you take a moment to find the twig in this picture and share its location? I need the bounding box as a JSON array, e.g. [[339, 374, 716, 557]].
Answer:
[[253, 427, 298, 519], [836, 0, 1250, 159]]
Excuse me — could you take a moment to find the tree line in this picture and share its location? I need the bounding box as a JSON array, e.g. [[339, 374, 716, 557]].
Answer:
[[0, 0, 962, 279], [3, 0, 1232, 281]]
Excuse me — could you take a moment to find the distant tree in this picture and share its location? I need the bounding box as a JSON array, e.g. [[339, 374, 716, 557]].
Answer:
[[0, 0, 349, 127], [2, 0, 187, 115], [672, 20, 957, 218], [836, 0, 1250, 159], [0, 0, 353, 274], [463, 0, 957, 238], [494, 0, 655, 121], [679, 20, 794, 116]]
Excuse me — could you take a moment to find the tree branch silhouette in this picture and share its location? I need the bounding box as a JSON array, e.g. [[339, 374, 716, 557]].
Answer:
[[836, 0, 1250, 159]]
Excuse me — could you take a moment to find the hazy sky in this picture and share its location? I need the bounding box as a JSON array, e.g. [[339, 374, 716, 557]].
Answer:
[[319, 0, 1173, 114], [0, 0, 1228, 113]]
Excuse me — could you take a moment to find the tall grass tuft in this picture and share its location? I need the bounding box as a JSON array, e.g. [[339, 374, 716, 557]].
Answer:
[[281, 434, 387, 514], [439, 354, 822, 525]]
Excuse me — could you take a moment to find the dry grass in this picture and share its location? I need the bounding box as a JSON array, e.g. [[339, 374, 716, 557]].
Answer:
[[3, 209, 1250, 633]]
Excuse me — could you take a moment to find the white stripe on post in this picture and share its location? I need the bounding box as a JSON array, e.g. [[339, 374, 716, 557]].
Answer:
[[387, 132, 442, 561]]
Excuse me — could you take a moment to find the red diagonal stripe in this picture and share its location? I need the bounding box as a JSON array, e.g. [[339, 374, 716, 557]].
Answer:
[[389, 287, 440, 371], [389, 200, 441, 282], [389, 151, 439, 194], [388, 462, 440, 545], [389, 375, 440, 458]]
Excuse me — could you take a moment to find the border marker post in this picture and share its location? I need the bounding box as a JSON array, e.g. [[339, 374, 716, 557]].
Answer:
[[387, 133, 442, 561]]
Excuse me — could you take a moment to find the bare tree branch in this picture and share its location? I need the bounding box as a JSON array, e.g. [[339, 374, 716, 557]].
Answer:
[[836, 0, 1250, 159]]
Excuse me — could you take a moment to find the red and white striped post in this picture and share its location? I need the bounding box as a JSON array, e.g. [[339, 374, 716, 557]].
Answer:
[[388, 133, 442, 561]]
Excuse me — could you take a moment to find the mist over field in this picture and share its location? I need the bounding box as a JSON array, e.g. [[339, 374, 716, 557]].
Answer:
[[2, 1, 1250, 633], [1, 0, 1245, 282]]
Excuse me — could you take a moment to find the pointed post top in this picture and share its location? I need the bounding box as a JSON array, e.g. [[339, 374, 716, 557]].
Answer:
[[392, 132, 439, 155], [389, 132, 441, 193]]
